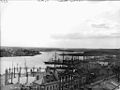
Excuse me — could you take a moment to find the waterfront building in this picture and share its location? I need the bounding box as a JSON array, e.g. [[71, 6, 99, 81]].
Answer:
[[33, 69, 59, 90], [2, 50, 120, 90]]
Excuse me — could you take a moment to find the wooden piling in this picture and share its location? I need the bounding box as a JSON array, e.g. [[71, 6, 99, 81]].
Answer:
[[18, 72, 20, 84], [33, 67, 35, 77], [25, 67, 28, 84], [26, 72, 28, 84], [11, 71, 13, 84], [19, 67, 21, 77], [9, 68, 11, 79], [14, 67, 16, 78], [5, 69, 8, 85], [17, 64, 18, 72]]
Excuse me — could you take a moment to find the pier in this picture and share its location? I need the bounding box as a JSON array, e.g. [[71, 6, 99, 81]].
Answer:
[[4, 66, 45, 85]]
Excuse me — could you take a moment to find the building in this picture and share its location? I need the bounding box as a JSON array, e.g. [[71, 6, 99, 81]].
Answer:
[[33, 50, 119, 90], [33, 69, 59, 90]]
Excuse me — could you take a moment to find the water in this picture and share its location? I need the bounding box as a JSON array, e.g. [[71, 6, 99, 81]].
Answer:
[[0, 52, 56, 75]]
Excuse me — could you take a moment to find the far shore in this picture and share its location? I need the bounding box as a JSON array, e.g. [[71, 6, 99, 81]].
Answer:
[[0, 54, 41, 58]]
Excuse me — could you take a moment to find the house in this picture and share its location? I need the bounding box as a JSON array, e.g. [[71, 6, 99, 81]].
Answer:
[[33, 69, 59, 90], [87, 78, 120, 90]]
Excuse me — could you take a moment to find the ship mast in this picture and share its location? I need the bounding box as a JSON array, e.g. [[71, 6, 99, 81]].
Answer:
[[11, 60, 13, 84], [54, 51, 57, 72], [24, 58, 28, 84]]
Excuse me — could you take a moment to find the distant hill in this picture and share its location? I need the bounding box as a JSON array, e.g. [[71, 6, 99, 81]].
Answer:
[[0, 46, 41, 57], [0, 46, 120, 57]]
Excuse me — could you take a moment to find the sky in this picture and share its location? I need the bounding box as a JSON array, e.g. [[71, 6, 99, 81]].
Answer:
[[1, 1, 120, 48]]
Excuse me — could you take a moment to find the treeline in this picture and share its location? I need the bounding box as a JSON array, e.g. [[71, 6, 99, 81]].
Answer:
[[0, 47, 41, 57]]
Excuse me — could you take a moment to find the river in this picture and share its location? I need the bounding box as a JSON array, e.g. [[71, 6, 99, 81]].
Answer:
[[0, 52, 57, 75]]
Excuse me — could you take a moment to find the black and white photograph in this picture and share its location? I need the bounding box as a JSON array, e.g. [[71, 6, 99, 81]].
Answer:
[[0, 0, 120, 90]]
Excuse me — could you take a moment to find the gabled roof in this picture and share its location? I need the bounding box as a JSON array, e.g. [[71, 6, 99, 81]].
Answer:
[[33, 70, 59, 85], [33, 77, 45, 85], [101, 80, 120, 90]]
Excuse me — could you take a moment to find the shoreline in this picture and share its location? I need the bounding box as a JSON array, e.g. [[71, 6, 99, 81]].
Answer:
[[0, 53, 41, 58]]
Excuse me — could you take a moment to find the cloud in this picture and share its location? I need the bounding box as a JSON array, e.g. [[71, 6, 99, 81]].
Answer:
[[51, 16, 120, 40], [87, 17, 120, 29], [82, 5, 120, 31], [111, 32, 120, 37], [82, 0, 114, 1], [51, 32, 120, 40], [91, 23, 111, 29]]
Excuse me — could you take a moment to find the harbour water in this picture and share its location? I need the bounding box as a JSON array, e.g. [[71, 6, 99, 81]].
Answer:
[[0, 52, 56, 75]]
